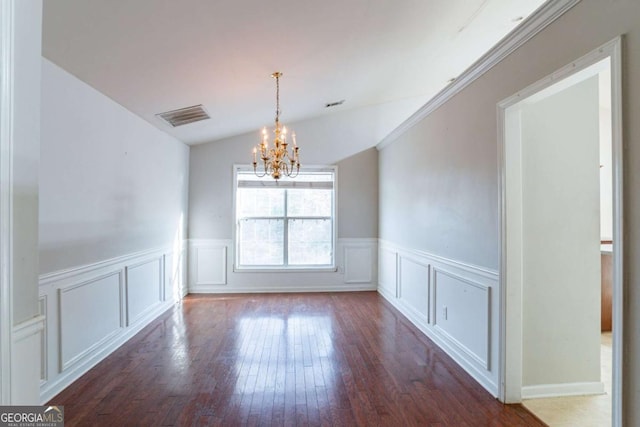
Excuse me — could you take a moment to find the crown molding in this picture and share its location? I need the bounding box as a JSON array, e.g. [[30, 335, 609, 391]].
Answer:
[[376, 0, 582, 151]]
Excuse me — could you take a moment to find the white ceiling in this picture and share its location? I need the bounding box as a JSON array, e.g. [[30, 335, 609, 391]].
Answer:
[[42, 0, 546, 146]]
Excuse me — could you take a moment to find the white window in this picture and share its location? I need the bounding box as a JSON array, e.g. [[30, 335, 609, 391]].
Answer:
[[234, 166, 336, 270]]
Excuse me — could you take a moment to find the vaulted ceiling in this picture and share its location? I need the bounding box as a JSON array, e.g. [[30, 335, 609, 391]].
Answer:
[[42, 0, 546, 146]]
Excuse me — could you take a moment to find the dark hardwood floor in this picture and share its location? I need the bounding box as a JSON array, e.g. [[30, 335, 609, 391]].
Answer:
[[49, 292, 545, 426]]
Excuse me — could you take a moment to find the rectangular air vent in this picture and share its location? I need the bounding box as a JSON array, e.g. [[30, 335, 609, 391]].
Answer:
[[156, 104, 210, 127]]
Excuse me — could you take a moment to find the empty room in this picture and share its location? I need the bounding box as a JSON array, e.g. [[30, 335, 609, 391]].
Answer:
[[1, 0, 639, 426]]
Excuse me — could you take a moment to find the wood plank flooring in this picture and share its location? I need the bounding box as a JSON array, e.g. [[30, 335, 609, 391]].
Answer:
[[49, 292, 545, 426]]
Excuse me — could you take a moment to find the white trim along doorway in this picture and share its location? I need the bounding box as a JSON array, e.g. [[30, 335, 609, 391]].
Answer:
[[0, 0, 16, 405], [497, 37, 623, 427]]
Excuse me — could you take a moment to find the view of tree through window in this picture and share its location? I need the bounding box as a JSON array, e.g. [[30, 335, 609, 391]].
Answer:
[[235, 170, 335, 268]]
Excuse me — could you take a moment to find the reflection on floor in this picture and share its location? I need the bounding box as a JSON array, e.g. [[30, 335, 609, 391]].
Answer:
[[48, 293, 545, 425], [523, 333, 612, 427]]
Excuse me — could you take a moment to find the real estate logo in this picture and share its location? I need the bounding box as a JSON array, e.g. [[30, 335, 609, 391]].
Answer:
[[0, 406, 63, 427]]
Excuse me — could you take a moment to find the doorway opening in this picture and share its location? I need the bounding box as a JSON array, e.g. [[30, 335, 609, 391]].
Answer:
[[498, 37, 623, 427]]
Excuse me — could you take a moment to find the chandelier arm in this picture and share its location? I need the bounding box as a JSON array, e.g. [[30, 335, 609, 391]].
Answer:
[[253, 156, 272, 178], [288, 165, 300, 178], [253, 166, 269, 178]]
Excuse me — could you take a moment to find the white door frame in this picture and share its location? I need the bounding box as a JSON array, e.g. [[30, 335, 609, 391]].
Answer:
[[0, 0, 16, 405], [497, 36, 624, 426]]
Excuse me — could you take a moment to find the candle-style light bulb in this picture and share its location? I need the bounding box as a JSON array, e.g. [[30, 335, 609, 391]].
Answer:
[[292, 132, 297, 147], [253, 147, 257, 163]]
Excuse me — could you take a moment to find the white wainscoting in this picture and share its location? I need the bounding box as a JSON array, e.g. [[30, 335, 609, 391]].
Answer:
[[38, 296, 47, 386], [126, 258, 163, 326], [378, 247, 398, 298], [11, 315, 45, 404], [378, 240, 499, 396], [344, 243, 374, 284], [432, 267, 490, 370], [189, 241, 227, 287], [188, 238, 377, 293], [39, 244, 186, 404], [164, 250, 187, 300], [59, 272, 123, 371], [398, 254, 430, 325]]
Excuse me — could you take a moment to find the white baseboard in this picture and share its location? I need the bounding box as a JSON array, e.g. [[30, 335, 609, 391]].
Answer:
[[522, 381, 605, 399], [189, 283, 377, 294]]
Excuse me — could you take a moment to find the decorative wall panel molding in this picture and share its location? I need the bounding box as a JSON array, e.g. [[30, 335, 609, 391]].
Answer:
[[432, 267, 490, 370], [38, 244, 186, 404], [126, 257, 163, 326], [344, 243, 374, 283], [164, 251, 187, 300], [38, 296, 47, 386], [377, 239, 499, 396], [188, 238, 378, 293], [190, 242, 227, 286], [59, 272, 123, 371], [11, 316, 45, 405], [378, 246, 398, 298], [398, 255, 430, 324]]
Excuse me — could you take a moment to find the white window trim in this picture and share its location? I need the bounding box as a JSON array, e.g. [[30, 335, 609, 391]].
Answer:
[[232, 164, 338, 272]]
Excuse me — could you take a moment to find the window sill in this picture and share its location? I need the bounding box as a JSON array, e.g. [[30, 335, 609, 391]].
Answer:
[[233, 266, 338, 273]]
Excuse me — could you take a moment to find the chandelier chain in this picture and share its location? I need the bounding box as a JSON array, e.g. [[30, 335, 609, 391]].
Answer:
[[275, 73, 281, 125]]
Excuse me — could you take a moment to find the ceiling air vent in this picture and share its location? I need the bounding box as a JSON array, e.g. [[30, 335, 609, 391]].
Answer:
[[156, 104, 210, 127]]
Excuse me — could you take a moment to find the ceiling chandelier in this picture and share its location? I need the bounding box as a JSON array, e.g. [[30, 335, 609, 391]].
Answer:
[[252, 72, 300, 180]]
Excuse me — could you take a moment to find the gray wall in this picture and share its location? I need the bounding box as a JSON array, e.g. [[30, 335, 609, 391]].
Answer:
[[379, 89, 499, 268], [39, 59, 190, 273], [378, 0, 640, 422], [521, 76, 601, 387], [12, 0, 42, 324], [337, 148, 378, 238], [189, 128, 378, 241]]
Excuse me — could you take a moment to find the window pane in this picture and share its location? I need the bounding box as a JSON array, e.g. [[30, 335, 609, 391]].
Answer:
[[238, 219, 284, 265], [293, 172, 333, 182], [287, 189, 332, 217], [288, 219, 332, 265], [237, 188, 284, 217]]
